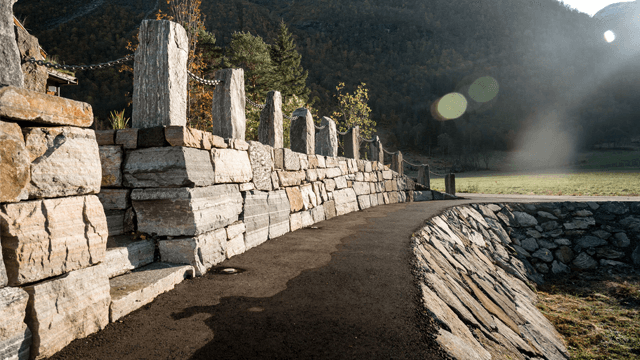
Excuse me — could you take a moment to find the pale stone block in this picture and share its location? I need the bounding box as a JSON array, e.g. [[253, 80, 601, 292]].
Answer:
[[383, 192, 390, 204], [306, 169, 318, 182], [226, 221, 245, 239], [324, 200, 337, 219], [311, 205, 326, 223], [159, 229, 227, 276], [243, 191, 270, 250], [212, 68, 245, 139], [132, 184, 243, 237], [378, 193, 385, 205], [0, 233, 6, 287], [211, 148, 253, 184], [301, 210, 314, 228], [317, 155, 326, 168], [109, 263, 193, 322], [164, 126, 207, 149], [24, 264, 110, 359], [97, 189, 131, 210], [316, 168, 327, 181], [308, 155, 319, 169], [300, 184, 317, 210], [248, 141, 274, 191], [105, 237, 155, 278], [274, 148, 301, 171], [353, 181, 371, 196], [15, 23, 46, 93], [315, 117, 338, 157], [0, 287, 31, 360], [99, 146, 123, 188], [333, 188, 359, 216], [358, 195, 371, 210], [338, 160, 349, 175], [124, 146, 214, 188], [0, 195, 108, 286], [268, 190, 290, 239], [312, 182, 324, 205], [0, 120, 29, 203], [271, 172, 280, 189], [0, 0, 24, 88], [290, 212, 303, 232], [325, 156, 338, 168], [290, 108, 315, 155], [324, 178, 336, 192], [226, 138, 249, 151], [335, 176, 348, 189], [133, 20, 188, 128], [370, 193, 379, 207], [23, 127, 101, 199], [285, 187, 304, 213], [389, 192, 399, 204], [383, 170, 393, 180], [277, 170, 305, 187], [240, 182, 255, 191], [258, 91, 283, 148], [226, 234, 246, 259]]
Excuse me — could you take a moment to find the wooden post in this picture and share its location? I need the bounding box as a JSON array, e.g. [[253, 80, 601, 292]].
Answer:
[[344, 126, 359, 160]]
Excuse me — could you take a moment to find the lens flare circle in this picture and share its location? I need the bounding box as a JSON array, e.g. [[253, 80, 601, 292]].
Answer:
[[604, 30, 616, 43], [468, 76, 499, 103], [436, 93, 468, 120]]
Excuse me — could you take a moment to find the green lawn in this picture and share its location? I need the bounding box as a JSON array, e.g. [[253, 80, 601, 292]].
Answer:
[[430, 171, 640, 196]]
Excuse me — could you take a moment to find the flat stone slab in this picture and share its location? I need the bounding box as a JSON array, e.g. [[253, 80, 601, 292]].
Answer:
[[243, 191, 270, 250], [24, 264, 110, 360], [159, 229, 227, 276], [0, 287, 31, 360], [105, 236, 155, 278], [132, 184, 243, 237], [109, 262, 194, 322], [211, 148, 253, 184], [97, 189, 131, 211], [0, 195, 108, 286], [123, 146, 214, 188], [0, 86, 93, 127], [268, 190, 291, 239], [0, 120, 30, 204], [333, 188, 359, 216]]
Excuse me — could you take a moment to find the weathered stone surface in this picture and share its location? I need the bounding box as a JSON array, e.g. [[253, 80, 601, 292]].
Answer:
[[239, 182, 255, 191], [357, 195, 371, 210], [164, 126, 214, 149], [243, 191, 270, 250], [532, 248, 554, 262], [277, 170, 305, 187], [137, 126, 169, 148], [226, 221, 245, 240], [132, 184, 243, 237], [612, 232, 630, 248], [554, 246, 573, 264], [521, 238, 539, 252], [15, 24, 46, 93], [290, 212, 302, 232], [575, 235, 607, 249], [300, 184, 317, 210], [124, 146, 214, 188], [620, 215, 640, 231], [132, 20, 187, 128], [248, 141, 274, 191], [513, 211, 537, 227], [95, 130, 115, 145], [268, 190, 290, 239], [333, 188, 359, 216], [105, 210, 125, 237], [596, 248, 625, 260], [23, 127, 101, 198], [212, 68, 245, 139], [601, 202, 628, 215], [285, 186, 304, 213], [226, 234, 245, 259], [323, 200, 336, 219], [315, 116, 338, 157], [290, 108, 315, 155], [159, 229, 227, 276], [24, 264, 110, 359], [1, 195, 107, 286], [258, 91, 283, 148], [0, 287, 31, 360], [109, 262, 193, 322], [226, 138, 249, 151], [99, 146, 123, 187], [104, 237, 154, 278], [564, 217, 595, 230], [97, 189, 130, 211], [0, 120, 29, 203], [310, 205, 325, 223], [0, 0, 23, 88], [633, 246, 640, 266], [573, 252, 598, 270], [551, 260, 570, 274], [211, 148, 253, 184], [112, 129, 136, 150]]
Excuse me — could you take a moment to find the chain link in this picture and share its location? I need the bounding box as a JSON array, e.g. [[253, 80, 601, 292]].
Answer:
[[27, 54, 134, 71], [187, 71, 222, 86], [314, 125, 326, 130], [284, 113, 296, 121], [359, 135, 375, 143], [382, 147, 398, 156], [246, 97, 266, 109], [336, 129, 349, 136]]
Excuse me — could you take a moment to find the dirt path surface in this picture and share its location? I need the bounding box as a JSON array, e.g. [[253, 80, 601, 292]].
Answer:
[[47, 195, 640, 360]]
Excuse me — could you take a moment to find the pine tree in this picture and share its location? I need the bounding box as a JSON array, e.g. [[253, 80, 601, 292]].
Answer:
[[226, 31, 275, 101], [270, 21, 310, 103]]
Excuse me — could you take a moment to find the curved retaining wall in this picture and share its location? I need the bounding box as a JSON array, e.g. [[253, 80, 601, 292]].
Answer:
[[413, 202, 640, 360]]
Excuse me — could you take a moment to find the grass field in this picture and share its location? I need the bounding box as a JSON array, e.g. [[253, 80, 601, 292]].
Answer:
[[429, 171, 640, 196]]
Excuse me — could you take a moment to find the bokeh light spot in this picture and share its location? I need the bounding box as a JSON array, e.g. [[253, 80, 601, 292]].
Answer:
[[468, 76, 499, 103], [436, 93, 468, 120], [604, 30, 616, 43]]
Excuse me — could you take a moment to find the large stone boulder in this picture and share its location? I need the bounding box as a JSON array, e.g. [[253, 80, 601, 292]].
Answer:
[[24, 264, 110, 360], [333, 188, 359, 216], [14, 25, 47, 92], [0, 287, 31, 360], [0, 120, 29, 203], [132, 184, 243, 237], [0, 195, 108, 286], [159, 229, 227, 276], [0, 0, 23, 88], [211, 148, 253, 184], [248, 141, 274, 191], [23, 127, 101, 199]]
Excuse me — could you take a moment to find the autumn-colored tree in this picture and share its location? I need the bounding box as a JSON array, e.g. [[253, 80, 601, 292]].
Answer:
[[332, 82, 376, 140]]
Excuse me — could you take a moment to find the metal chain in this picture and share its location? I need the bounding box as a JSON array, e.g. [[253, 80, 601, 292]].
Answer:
[[314, 124, 326, 130], [284, 113, 296, 121], [403, 159, 425, 167], [246, 97, 266, 109], [337, 129, 349, 136], [27, 54, 134, 71], [187, 71, 222, 86], [382, 147, 398, 156], [430, 170, 450, 177], [359, 135, 375, 143]]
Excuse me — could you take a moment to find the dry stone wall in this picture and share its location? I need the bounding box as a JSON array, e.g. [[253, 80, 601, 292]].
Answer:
[[414, 202, 640, 360]]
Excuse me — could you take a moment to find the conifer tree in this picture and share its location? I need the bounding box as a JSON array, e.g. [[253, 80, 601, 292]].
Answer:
[[270, 21, 310, 103], [226, 31, 275, 101]]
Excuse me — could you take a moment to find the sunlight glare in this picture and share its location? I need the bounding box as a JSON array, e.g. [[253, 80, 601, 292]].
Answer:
[[468, 76, 499, 103], [604, 30, 616, 43], [435, 93, 468, 120]]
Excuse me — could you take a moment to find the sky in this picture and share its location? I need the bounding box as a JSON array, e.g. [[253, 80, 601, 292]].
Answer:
[[558, 0, 636, 16]]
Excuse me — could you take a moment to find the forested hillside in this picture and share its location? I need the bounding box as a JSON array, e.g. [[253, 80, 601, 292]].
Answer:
[[13, 0, 640, 156]]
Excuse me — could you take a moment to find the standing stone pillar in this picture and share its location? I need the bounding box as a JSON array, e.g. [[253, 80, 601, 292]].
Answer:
[[132, 20, 188, 128], [315, 116, 338, 157], [368, 135, 383, 163], [212, 68, 246, 140], [258, 91, 283, 148], [445, 173, 456, 195], [418, 165, 430, 190], [392, 151, 403, 176], [290, 108, 314, 155], [344, 126, 359, 160], [0, 0, 24, 87]]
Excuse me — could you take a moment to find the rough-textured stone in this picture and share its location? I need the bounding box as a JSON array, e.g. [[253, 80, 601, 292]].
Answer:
[[290, 108, 315, 155], [226, 138, 249, 151], [601, 202, 628, 215], [0, 0, 23, 88], [357, 195, 371, 210], [619, 216, 640, 231], [226, 234, 245, 259], [97, 189, 130, 211], [310, 205, 325, 223], [0, 287, 31, 360], [551, 260, 570, 274], [564, 217, 595, 230], [554, 246, 573, 264], [243, 191, 270, 250], [211, 148, 253, 184], [573, 252, 598, 270], [132, 20, 187, 128], [301, 210, 314, 227], [132, 184, 243, 237], [109, 263, 193, 322], [596, 248, 625, 260], [575, 235, 607, 249], [15, 24, 46, 92], [333, 188, 359, 216], [24, 264, 110, 359], [23, 127, 101, 198], [285, 186, 304, 213], [290, 212, 303, 232], [114, 128, 138, 149], [612, 232, 630, 248], [164, 126, 214, 149], [105, 210, 125, 237], [268, 190, 290, 239], [95, 130, 115, 145], [137, 126, 169, 148], [520, 238, 538, 252], [159, 229, 227, 276], [99, 146, 123, 187], [1, 195, 107, 286], [324, 200, 336, 219], [124, 146, 214, 188], [248, 141, 274, 191], [105, 237, 154, 278], [212, 68, 245, 139], [277, 170, 305, 187], [0, 120, 29, 203], [258, 90, 283, 148], [532, 248, 554, 262], [513, 211, 538, 227], [414, 191, 433, 202], [633, 246, 640, 266], [300, 184, 317, 210]]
